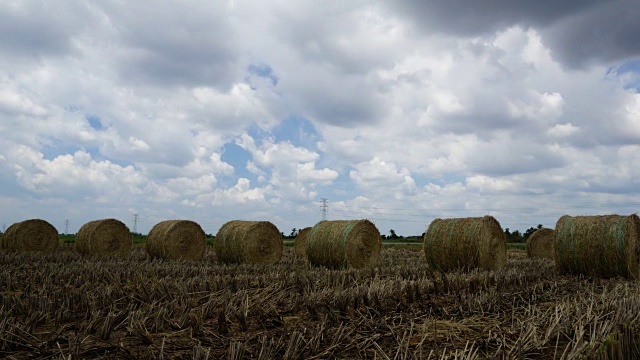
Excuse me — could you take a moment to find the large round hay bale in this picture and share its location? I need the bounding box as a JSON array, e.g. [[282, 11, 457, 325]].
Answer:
[[146, 220, 206, 261], [294, 227, 312, 258], [76, 218, 132, 257], [423, 216, 506, 271], [1, 219, 59, 252], [214, 220, 282, 265], [526, 228, 555, 260], [306, 220, 381, 269], [555, 214, 640, 279]]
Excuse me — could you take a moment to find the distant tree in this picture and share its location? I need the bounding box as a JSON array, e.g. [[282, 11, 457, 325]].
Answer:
[[290, 228, 298, 238], [389, 229, 399, 240], [505, 229, 525, 243], [512, 230, 523, 242], [524, 227, 537, 240]]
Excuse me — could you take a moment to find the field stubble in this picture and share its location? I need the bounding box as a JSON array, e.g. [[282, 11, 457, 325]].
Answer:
[[1, 246, 639, 359]]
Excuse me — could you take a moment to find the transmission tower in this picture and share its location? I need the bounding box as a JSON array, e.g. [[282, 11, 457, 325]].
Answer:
[[133, 214, 139, 233], [64, 220, 69, 234], [320, 198, 328, 221]]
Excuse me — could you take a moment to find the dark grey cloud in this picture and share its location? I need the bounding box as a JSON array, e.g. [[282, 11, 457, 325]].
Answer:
[[542, 2, 640, 68], [297, 84, 387, 128], [389, 0, 602, 36], [389, 0, 640, 68], [0, 2, 89, 58], [98, 1, 241, 89]]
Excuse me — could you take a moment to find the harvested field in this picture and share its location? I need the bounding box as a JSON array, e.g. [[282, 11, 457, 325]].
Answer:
[[1, 246, 640, 359]]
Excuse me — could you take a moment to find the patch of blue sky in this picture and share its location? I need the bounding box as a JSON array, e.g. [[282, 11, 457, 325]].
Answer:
[[319, 172, 357, 203], [271, 116, 321, 150], [245, 123, 270, 143], [608, 59, 640, 91], [248, 63, 278, 86], [244, 115, 322, 154], [0, 172, 29, 197], [41, 137, 84, 160], [86, 115, 104, 130], [220, 142, 259, 185], [615, 59, 640, 74], [40, 139, 134, 169], [86, 147, 136, 168], [429, 174, 466, 187]]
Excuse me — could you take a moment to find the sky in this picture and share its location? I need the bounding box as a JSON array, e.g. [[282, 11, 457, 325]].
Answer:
[[1, 1, 640, 236]]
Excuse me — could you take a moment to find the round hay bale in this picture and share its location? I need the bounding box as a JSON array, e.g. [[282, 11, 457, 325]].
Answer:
[[423, 216, 506, 272], [555, 214, 640, 279], [306, 220, 381, 269], [214, 220, 282, 265], [526, 228, 555, 260], [76, 218, 132, 257], [1, 219, 59, 252], [146, 220, 206, 261], [294, 227, 312, 258]]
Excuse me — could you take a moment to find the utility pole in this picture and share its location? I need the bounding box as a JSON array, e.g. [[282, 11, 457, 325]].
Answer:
[[320, 198, 328, 221], [133, 214, 139, 234], [64, 220, 69, 234]]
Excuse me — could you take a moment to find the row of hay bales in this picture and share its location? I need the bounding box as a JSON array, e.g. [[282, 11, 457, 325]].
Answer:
[[295, 214, 640, 279], [296, 217, 507, 271], [526, 214, 640, 279], [0, 217, 383, 268], [3, 214, 639, 278], [417, 213, 640, 279], [0, 218, 207, 260]]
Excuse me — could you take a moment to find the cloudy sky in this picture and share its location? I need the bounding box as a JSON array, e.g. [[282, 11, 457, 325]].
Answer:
[[1, 1, 639, 236]]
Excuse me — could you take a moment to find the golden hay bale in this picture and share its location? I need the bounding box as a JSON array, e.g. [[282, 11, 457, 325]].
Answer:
[[0, 219, 59, 252], [76, 218, 132, 257], [215, 220, 282, 265], [294, 227, 312, 258], [146, 220, 206, 261], [423, 216, 506, 272], [306, 220, 381, 269], [526, 228, 555, 260], [555, 214, 640, 279]]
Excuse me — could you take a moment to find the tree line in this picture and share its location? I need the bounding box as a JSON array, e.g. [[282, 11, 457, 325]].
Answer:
[[286, 224, 546, 243]]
